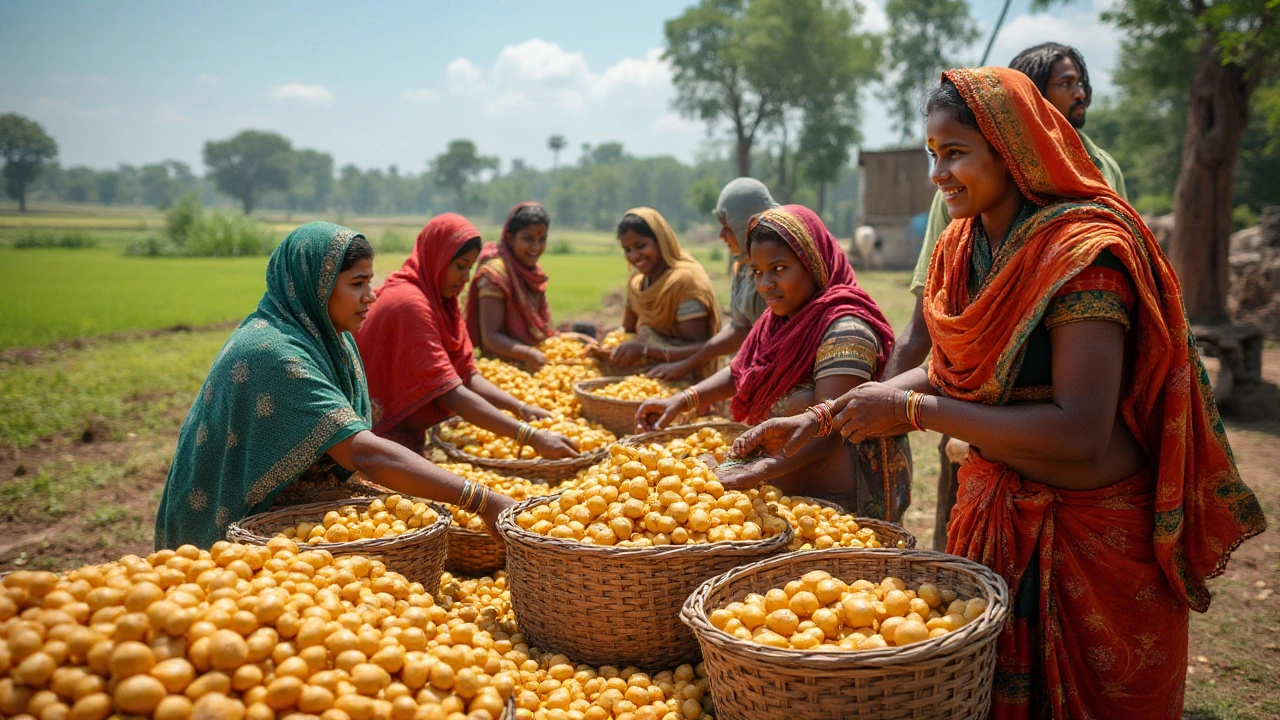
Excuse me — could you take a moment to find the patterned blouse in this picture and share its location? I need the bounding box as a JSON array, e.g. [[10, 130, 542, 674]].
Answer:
[[770, 315, 880, 417]]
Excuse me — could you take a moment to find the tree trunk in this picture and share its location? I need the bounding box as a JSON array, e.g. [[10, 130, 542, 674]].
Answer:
[[457, 186, 467, 214], [816, 182, 827, 218], [18, 180, 26, 212], [736, 128, 752, 177], [1168, 41, 1255, 325], [242, 193, 253, 215]]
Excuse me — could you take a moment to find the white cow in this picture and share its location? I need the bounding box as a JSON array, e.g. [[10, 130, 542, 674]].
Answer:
[[853, 225, 883, 270]]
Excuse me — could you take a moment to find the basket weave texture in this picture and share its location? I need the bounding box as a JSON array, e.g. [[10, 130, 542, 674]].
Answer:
[[445, 525, 507, 575], [227, 497, 450, 591], [499, 494, 794, 670], [429, 417, 609, 482], [572, 376, 690, 437], [681, 547, 1009, 720]]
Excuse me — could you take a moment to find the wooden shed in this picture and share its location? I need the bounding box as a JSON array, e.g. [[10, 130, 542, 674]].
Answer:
[[857, 147, 938, 269]]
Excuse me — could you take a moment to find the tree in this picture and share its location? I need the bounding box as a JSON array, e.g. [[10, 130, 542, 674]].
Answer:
[[881, 0, 978, 142], [1098, 0, 1280, 325], [0, 113, 58, 211], [286, 149, 335, 213], [799, 104, 860, 217], [687, 176, 722, 216], [548, 135, 567, 171], [203, 130, 294, 214], [97, 171, 122, 206], [430, 140, 497, 213], [139, 160, 195, 209]]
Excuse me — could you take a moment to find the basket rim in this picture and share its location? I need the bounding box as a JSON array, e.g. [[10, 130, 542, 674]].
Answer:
[[679, 546, 1010, 670], [429, 417, 610, 471], [227, 496, 451, 551], [498, 493, 794, 560], [620, 421, 749, 448]]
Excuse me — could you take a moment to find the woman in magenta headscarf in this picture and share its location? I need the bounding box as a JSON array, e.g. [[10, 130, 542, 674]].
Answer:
[[636, 205, 912, 519], [465, 202, 555, 369]]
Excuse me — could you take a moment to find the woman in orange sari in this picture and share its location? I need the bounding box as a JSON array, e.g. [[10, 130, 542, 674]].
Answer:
[[733, 67, 1265, 718], [465, 202, 555, 369]]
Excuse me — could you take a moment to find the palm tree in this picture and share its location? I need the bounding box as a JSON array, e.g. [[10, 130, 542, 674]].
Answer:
[[547, 134, 566, 172]]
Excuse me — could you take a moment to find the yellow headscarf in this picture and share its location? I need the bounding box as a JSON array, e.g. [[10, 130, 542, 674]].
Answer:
[[624, 207, 721, 339]]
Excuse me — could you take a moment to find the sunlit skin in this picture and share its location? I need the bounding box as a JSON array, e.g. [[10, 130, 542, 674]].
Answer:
[[510, 223, 548, 269], [749, 237, 818, 318], [326, 258, 377, 334], [1043, 57, 1088, 129], [926, 113, 1025, 243], [440, 247, 480, 299], [619, 229, 668, 278], [719, 222, 742, 256], [606, 227, 710, 366]]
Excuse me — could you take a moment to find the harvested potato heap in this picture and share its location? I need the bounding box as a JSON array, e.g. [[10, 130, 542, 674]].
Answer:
[[657, 427, 733, 465], [276, 495, 440, 545], [514, 444, 788, 547], [0, 540, 518, 720], [474, 359, 600, 418], [437, 573, 716, 720], [758, 489, 890, 552], [590, 376, 682, 402], [597, 330, 632, 352], [535, 336, 591, 365], [439, 417, 616, 461], [709, 570, 988, 652], [437, 463, 553, 532]]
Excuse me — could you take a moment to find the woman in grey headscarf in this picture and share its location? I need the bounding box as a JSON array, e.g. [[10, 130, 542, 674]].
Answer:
[[648, 178, 778, 380]]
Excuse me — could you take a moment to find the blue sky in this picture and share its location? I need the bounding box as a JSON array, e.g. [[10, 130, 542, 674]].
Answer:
[[0, 0, 1122, 174]]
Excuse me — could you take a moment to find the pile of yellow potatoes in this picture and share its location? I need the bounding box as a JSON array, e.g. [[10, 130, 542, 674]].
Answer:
[[708, 570, 987, 651], [589, 377, 680, 403], [597, 330, 632, 352], [276, 495, 440, 545], [650, 427, 733, 465], [439, 417, 616, 461], [437, 463, 553, 532], [760, 491, 892, 552], [0, 550, 716, 720], [513, 444, 787, 547], [535, 336, 591, 365]]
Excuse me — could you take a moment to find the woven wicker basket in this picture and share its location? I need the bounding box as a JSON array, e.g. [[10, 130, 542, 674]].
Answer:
[[227, 497, 451, 591], [429, 417, 610, 482], [791, 496, 918, 551], [573, 376, 691, 437], [445, 524, 507, 575], [681, 547, 1009, 720], [499, 494, 794, 670], [620, 421, 749, 452]]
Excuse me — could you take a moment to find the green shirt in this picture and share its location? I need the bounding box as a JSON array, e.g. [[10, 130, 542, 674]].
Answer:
[[909, 130, 1128, 296]]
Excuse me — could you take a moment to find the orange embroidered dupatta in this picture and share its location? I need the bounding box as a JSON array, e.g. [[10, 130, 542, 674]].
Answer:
[[923, 68, 1265, 717]]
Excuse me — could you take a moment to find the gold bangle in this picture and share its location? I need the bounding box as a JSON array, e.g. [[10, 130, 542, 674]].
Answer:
[[457, 480, 475, 511], [474, 487, 489, 515]]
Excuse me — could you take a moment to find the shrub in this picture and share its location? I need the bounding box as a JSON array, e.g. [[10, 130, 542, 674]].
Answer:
[[374, 228, 413, 253], [125, 198, 276, 257], [12, 230, 98, 249], [708, 245, 725, 262], [551, 238, 574, 255]]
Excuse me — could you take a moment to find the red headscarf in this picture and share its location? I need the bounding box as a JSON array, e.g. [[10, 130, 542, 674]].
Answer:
[[730, 205, 894, 425], [924, 67, 1265, 611], [465, 201, 553, 347], [356, 213, 480, 434]]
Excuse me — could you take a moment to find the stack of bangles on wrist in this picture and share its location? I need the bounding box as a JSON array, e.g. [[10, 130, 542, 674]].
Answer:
[[679, 387, 701, 412], [805, 399, 835, 437], [515, 421, 536, 447], [904, 390, 926, 431], [457, 480, 490, 515]]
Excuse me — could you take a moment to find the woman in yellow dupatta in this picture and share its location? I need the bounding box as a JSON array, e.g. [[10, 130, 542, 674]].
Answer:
[[732, 67, 1265, 719], [604, 207, 721, 373]]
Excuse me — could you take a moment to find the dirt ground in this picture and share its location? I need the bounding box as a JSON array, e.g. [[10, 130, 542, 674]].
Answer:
[[0, 345, 1276, 718]]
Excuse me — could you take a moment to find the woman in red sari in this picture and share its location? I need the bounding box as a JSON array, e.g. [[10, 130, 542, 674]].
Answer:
[[733, 68, 1266, 718], [355, 213, 578, 458], [637, 205, 912, 519], [465, 202, 555, 369]]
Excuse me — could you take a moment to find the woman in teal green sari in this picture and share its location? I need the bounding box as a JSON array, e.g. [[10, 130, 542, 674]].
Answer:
[[155, 222, 514, 549]]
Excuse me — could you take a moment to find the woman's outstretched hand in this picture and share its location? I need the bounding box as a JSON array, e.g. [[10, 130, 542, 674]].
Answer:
[[519, 404, 553, 422], [531, 431, 580, 459], [713, 456, 783, 491], [730, 413, 819, 461], [610, 341, 648, 367], [635, 395, 685, 432], [647, 359, 692, 381], [831, 383, 908, 443], [479, 493, 516, 539]]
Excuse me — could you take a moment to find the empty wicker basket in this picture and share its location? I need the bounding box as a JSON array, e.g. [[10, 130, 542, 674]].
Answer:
[[573, 376, 690, 437], [429, 417, 610, 483], [499, 494, 794, 670], [681, 547, 1009, 720], [227, 497, 451, 591]]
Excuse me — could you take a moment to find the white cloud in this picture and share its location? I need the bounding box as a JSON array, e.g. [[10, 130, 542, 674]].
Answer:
[[196, 73, 219, 87], [492, 39, 594, 88], [268, 82, 335, 106], [982, 0, 1120, 98], [154, 103, 189, 123], [401, 88, 440, 103], [484, 91, 535, 116], [652, 112, 702, 135], [592, 49, 671, 104], [447, 58, 485, 94]]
